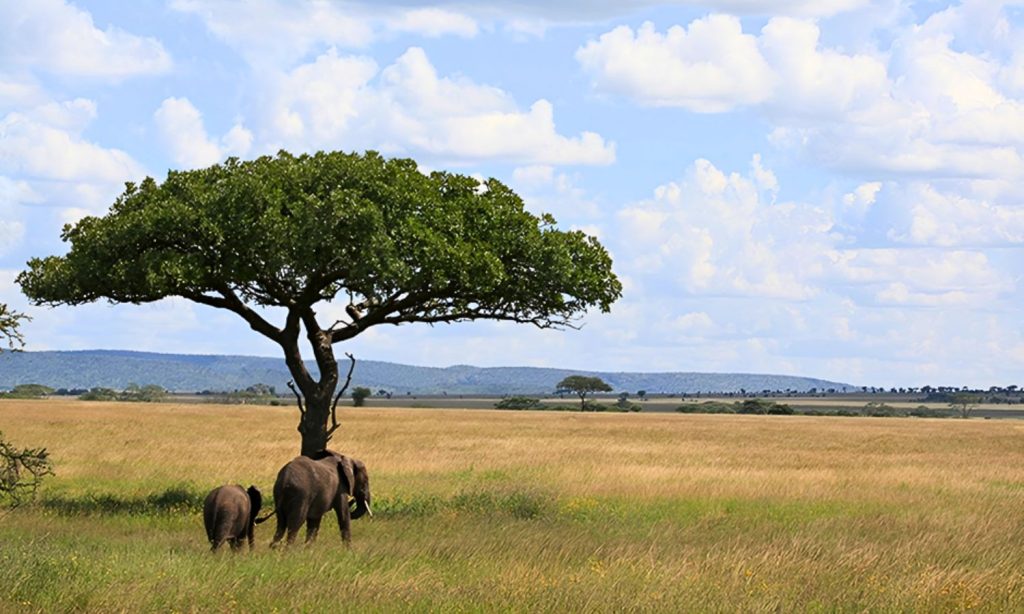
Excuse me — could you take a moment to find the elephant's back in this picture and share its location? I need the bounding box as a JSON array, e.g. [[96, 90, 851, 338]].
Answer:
[[203, 485, 249, 534], [274, 456, 339, 514], [275, 457, 324, 495]]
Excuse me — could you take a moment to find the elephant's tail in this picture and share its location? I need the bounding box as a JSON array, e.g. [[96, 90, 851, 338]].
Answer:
[[254, 509, 276, 524]]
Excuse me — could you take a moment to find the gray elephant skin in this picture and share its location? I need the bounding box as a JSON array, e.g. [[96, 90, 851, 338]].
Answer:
[[270, 450, 372, 547], [203, 484, 262, 551]]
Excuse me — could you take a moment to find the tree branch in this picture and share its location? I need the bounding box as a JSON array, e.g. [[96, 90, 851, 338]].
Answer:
[[0, 432, 54, 511], [286, 380, 305, 433], [326, 353, 356, 443], [280, 308, 316, 393], [330, 306, 575, 343], [183, 287, 283, 344]]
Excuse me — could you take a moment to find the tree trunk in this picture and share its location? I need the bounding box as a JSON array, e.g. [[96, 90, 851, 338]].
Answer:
[[281, 309, 345, 457], [298, 390, 331, 457]]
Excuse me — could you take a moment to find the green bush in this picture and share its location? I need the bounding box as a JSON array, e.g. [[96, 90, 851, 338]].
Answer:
[[0, 384, 54, 399], [79, 387, 118, 401], [119, 384, 167, 403], [863, 402, 905, 417], [676, 401, 735, 414], [494, 396, 546, 410], [909, 406, 953, 418]]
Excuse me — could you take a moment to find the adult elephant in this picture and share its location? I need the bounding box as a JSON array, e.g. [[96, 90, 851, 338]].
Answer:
[[203, 484, 262, 552], [269, 450, 372, 547]]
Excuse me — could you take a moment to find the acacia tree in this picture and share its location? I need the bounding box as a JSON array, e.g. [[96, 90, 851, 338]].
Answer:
[[949, 393, 981, 419], [557, 375, 613, 411], [19, 150, 622, 456]]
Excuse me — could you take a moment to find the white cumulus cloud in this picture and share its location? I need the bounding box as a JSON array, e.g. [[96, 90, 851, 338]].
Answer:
[[154, 98, 253, 169], [0, 0, 171, 79], [578, 7, 1024, 180], [262, 47, 614, 166], [576, 17, 773, 113]]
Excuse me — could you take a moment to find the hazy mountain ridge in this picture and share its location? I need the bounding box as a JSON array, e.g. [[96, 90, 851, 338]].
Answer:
[[0, 350, 855, 395]]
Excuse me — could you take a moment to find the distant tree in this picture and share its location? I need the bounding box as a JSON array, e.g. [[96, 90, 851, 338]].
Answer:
[[79, 387, 119, 401], [557, 375, 612, 411], [0, 384, 54, 399], [351, 387, 371, 407], [0, 432, 54, 510], [18, 150, 622, 456], [0, 304, 28, 353], [949, 393, 981, 419], [637, 390, 647, 401], [244, 383, 276, 396], [119, 383, 168, 403]]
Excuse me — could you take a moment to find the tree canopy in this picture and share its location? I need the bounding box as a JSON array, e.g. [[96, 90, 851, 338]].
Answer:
[[19, 150, 622, 454]]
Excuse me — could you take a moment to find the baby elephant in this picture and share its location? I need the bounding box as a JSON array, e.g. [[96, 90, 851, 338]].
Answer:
[[203, 484, 262, 552]]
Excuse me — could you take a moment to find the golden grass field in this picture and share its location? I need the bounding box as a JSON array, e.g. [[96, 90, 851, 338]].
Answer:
[[2, 398, 1024, 612]]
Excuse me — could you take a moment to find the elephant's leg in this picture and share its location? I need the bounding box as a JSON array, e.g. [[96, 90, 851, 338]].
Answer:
[[212, 525, 235, 552], [284, 503, 306, 545], [305, 516, 322, 544], [229, 536, 244, 552], [334, 498, 352, 544]]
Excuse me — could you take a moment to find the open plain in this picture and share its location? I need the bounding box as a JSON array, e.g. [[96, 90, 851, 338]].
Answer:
[[2, 398, 1023, 612]]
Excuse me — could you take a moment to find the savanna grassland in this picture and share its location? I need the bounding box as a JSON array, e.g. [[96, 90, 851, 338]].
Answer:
[[2, 399, 1024, 612]]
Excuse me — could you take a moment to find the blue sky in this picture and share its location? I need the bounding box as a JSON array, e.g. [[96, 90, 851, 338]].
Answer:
[[2, 0, 1024, 388]]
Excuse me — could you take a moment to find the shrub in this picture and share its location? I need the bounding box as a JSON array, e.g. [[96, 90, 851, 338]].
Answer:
[[909, 405, 953, 418], [0, 384, 54, 399], [766, 402, 795, 415], [79, 387, 119, 401], [119, 384, 167, 403], [738, 399, 793, 415], [863, 402, 904, 417], [494, 396, 546, 410], [676, 401, 735, 414]]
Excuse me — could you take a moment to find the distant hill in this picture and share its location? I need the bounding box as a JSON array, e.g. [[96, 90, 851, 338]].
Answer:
[[0, 350, 855, 395]]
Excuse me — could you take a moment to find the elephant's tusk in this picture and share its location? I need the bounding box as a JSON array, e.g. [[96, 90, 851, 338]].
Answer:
[[365, 501, 373, 518]]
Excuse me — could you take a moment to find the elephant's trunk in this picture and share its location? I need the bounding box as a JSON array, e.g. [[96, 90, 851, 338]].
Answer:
[[350, 494, 372, 519]]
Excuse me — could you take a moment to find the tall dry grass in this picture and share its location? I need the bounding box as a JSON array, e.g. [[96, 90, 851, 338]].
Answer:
[[2, 399, 1024, 612]]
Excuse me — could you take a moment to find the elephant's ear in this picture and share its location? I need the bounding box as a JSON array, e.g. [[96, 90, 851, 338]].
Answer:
[[337, 458, 355, 497]]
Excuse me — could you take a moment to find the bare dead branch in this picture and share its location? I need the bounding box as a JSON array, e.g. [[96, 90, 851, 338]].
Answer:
[[286, 380, 305, 417], [326, 353, 356, 443]]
